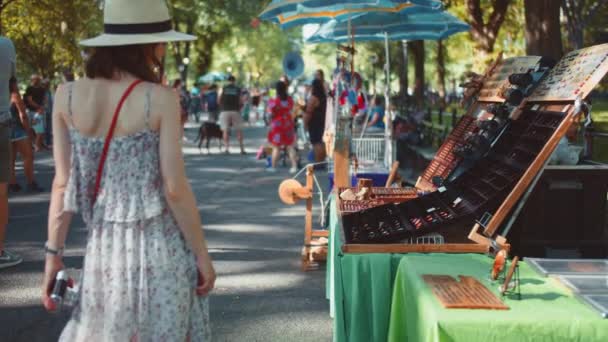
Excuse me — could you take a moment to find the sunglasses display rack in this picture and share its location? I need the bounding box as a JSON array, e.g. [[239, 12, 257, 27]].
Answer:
[[338, 44, 608, 254], [469, 42, 608, 246], [337, 187, 419, 213], [416, 115, 479, 191]]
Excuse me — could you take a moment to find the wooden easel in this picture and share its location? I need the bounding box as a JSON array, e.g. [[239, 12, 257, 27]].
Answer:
[[302, 166, 329, 271], [469, 43, 608, 248]]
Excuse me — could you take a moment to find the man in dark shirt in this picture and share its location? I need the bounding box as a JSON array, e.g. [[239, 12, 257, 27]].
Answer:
[[219, 75, 245, 154], [24, 74, 45, 113], [24, 74, 47, 150]]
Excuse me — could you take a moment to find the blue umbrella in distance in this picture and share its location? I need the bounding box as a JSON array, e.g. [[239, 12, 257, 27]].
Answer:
[[259, 0, 443, 29]]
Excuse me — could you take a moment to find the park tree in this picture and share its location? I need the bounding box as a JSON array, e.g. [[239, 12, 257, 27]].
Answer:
[[561, 0, 608, 50], [524, 0, 562, 61], [410, 40, 425, 108], [212, 23, 297, 86], [3, 0, 101, 79], [0, 0, 19, 34], [168, 0, 265, 82], [464, 0, 511, 55]]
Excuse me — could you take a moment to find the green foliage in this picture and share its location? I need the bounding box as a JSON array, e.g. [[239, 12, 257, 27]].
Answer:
[[211, 23, 299, 86], [2, 0, 101, 80]]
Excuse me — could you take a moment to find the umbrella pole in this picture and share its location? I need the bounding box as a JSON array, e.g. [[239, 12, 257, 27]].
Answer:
[[384, 31, 393, 167]]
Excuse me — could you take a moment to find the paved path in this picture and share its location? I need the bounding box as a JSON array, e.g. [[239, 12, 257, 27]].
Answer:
[[0, 121, 332, 341]]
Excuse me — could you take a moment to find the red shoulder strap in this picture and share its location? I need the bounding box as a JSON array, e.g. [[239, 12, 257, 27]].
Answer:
[[92, 79, 144, 204]]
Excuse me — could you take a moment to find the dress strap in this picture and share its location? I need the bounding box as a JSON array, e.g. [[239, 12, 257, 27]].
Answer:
[[144, 84, 152, 129], [92, 80, 144, 205]]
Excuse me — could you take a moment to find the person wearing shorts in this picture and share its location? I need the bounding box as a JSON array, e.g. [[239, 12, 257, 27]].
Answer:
[[8, 78, 42, 193], [24, 74, 47, 151], [305, 79, 327, 163], [0, 35, 22, 269], [219, 75, 245, 154]]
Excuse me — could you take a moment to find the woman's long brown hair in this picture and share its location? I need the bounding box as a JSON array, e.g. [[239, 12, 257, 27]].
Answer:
[[85, 44, 161, 82]]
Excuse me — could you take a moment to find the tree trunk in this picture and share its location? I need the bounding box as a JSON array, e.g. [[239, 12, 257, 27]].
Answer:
[[465, 0, 511, 54], [562, 0, 608, 50], [411, 40, 425, 109], [524, 0, 563, 61], [398, 40, 408, 104], [436, 40, 447, 109]]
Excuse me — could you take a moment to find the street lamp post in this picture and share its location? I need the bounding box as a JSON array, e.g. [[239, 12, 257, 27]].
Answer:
[[181, 57, 190, 87]]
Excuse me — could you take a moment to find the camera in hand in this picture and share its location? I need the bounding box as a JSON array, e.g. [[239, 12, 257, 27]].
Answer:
[[49, 268, 80, 311]]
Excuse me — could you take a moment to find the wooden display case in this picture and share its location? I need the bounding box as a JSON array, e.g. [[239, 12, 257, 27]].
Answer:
[[336, 43, 608, 254]]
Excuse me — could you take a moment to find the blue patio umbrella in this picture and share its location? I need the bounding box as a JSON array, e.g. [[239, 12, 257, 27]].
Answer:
[[304, 9, 469, 141], [198, 71, 228, 84], [309, 10, 469, 41], [259, 0, 443, 29]]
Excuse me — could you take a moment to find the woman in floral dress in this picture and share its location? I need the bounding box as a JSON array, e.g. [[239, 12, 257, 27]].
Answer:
[[41, 1, 215, 340], [267, 80, 298, 173]]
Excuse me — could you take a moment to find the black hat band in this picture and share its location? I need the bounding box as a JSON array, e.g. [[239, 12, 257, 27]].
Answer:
[[104, 20, 172, 34]]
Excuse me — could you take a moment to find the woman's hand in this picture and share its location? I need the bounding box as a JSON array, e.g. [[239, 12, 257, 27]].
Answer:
[[42, 255, 64, 312], [195, 254, 216, 296]]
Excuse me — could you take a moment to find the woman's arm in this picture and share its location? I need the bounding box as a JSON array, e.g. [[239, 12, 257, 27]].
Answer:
[[11, 92, 31, 131], [42, 84, 74, 311], [157, 88, 215, 294], [158, 88, 209, 257], [304, 96, 319, 129], [367, 111, 380, 127], [46, 84, 74, 249]]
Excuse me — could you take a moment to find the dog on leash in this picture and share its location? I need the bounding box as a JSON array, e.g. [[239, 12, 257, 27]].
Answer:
[[196, 122, 223, 153]]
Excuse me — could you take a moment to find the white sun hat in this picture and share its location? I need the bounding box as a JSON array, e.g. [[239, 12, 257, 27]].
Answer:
[[80, 0, 196, 47]]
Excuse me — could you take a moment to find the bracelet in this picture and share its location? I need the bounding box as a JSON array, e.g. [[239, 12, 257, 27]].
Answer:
[[44, 242, 64, 256]]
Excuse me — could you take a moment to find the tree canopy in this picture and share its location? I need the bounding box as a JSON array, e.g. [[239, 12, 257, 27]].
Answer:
[[0, 0, 605, 93]]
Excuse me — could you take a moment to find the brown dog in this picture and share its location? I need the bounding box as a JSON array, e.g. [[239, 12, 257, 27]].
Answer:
[[196, 122, 223, 153]]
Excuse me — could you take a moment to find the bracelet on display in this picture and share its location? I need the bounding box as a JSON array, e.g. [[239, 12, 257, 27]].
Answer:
[[44, 242, 64, 256]]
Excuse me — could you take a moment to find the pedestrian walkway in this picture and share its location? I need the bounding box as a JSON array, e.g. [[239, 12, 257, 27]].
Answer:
[[0, 121, 332, 341]]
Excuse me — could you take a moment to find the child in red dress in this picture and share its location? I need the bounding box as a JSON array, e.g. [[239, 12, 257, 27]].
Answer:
[[267, 81, 298, 173]]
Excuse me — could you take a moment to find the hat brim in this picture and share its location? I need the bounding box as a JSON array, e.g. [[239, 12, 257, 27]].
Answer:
[[80, 30, 196, 47]]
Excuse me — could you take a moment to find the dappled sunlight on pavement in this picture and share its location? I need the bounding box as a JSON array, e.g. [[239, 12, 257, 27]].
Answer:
[[1, 121, 332, 341]]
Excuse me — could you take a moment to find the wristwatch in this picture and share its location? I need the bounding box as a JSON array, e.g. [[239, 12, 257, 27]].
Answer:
[[44, 242, 64, 256]]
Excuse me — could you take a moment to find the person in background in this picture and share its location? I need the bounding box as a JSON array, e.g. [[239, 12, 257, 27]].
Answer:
[[314, 69, 328, 94], [304, 79, 327, 164], [8, 78, 43, 193], [241, 89, 251, 126], [0, 35, 22, 269], [24, 74, 48, 151], [189, 86, 202, 123], [251, 88, 261, 124], [173, 79, 190, 136], [279, 74, 290, 87], [219, 75, 245, 154], [366, 95, 385, 132], [204, 83, 219, 122], [42, 78, 53, 147], [267, 81, 297, 173]]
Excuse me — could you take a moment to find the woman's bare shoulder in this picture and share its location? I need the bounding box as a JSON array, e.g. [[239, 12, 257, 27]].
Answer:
[[148, 83, 178, 109]]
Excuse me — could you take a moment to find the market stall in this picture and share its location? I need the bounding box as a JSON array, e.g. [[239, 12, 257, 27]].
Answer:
[[327, 43, 608, 342], [387, 254, 608, 342]]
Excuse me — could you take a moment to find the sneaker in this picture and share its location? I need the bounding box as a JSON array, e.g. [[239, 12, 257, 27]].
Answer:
[[266, 167, 277, 173], [27, 181, 44, 193], [8, 183, 21, 193], [0, 250, 23, 269], [289, 167, 298, 174]]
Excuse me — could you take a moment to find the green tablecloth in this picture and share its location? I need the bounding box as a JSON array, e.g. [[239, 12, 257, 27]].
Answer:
[[388, 254, 608, 342], [327, 196, 406, 342]]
